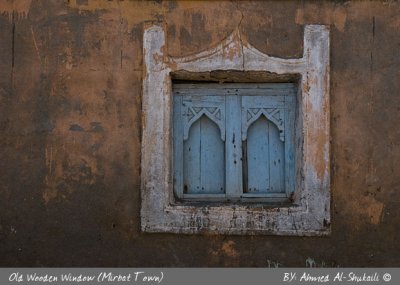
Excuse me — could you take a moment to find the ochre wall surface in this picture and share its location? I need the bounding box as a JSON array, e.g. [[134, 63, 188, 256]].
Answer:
[[0, 0, 399, 266]]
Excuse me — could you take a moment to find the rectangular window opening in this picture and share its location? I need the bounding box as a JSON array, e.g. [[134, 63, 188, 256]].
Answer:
[[172, 82, 297, 204]]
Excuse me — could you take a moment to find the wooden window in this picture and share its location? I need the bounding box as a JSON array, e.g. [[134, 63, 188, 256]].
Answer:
[[173, 83, 296, 202], [141, 24, 330, 235]]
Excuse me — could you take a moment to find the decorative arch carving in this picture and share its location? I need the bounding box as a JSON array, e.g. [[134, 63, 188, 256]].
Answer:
[[182, 104, 225, 141], [242, 108, 284, 142]]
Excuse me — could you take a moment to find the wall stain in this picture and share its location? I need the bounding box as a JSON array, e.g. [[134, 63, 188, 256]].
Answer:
[[0, 0, 32, 21], [295, 4, 347, 32]]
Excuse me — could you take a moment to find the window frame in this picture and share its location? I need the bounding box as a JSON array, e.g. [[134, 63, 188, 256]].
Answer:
[[141, 24, 330, 235]]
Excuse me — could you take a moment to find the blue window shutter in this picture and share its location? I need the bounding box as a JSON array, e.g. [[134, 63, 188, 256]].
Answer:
[[244, 112, 285, 194], [241, 93, 289, 197], [183, 115, 225, 194], [173, 92, 226, 198], [173, 83, 296, 201], [245, 116, 285, 193]]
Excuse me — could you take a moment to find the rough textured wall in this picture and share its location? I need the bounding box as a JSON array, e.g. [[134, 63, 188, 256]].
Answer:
[[0, 0, 399, 266]]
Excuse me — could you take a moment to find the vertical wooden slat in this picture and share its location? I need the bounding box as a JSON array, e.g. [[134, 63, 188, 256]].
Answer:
[[183, 118, 201, 193], [242, 140, 248, 194], [173, 95, 184, 198], [285, 95, 296, 197], [225, 94, 243, 197], [200, 117, 225, 193], [268, 122, 285, 193], [246, 116, 270, 193]]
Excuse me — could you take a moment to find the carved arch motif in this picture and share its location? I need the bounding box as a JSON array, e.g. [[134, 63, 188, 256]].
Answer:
[[183, 106, 225, 141], [181, 98, 225, 141], [242, 108, 284, 142]]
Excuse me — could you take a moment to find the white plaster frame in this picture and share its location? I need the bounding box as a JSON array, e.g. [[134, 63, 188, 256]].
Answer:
[[141, 24, 330, 235]]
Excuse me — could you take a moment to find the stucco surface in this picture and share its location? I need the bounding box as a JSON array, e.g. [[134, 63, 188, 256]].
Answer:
[[0, 0, 399, 266]]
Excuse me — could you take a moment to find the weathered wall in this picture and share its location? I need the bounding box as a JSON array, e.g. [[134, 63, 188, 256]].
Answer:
[[0, 0, 399, 266]]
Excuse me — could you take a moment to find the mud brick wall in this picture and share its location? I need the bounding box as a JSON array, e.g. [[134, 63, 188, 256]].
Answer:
[[0, 0, 399, 266]]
